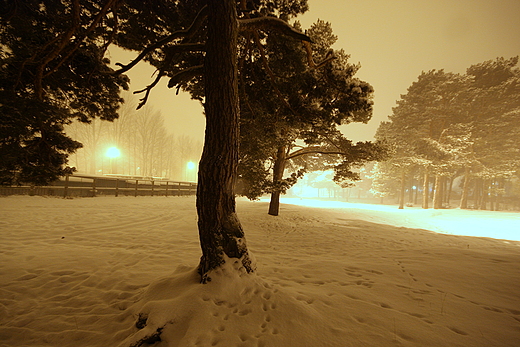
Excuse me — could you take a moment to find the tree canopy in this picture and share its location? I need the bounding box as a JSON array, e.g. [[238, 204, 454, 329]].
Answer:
[[0, 0, 129, 185], [373, 57, 520, 210], [235, 19, 385, 215]]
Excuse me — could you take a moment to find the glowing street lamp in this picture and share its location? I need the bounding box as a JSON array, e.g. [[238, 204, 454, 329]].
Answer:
[[106, 146, 121, 159], [186, 161, 196, 181], [106, 147, 121, 174]]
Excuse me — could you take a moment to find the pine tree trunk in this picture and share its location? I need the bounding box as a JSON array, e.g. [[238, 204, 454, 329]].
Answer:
[[460, 166, 470, 209], [474, 178, 481, 208], [90, 126, 98, 174], [480, 179, 489, 210], [268, 145, 287, 216], [422, 170, 429, 209], [433, 175, 444, 209], [496, 178, 503, 211], [446, 175, 454, 206], [408, 178, 414, 205], [413, 182, 419, 205], [196, 0, 254, 283], [398, 169, 406, 209]]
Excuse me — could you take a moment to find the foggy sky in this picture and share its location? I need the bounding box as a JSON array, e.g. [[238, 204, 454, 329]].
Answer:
[[112, 0, 520, 143]]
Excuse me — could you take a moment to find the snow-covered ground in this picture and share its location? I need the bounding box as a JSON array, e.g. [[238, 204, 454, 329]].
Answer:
[[273, 197, 520, 241], [1, 195, 519, 347]]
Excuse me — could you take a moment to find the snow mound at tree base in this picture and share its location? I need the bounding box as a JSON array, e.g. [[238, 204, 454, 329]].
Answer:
[[120, 261, 347, 347]]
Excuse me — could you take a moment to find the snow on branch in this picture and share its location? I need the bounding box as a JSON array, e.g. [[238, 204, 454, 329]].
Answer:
[[286, 146, 346, 160], [239, 16, 313, 43], [239, 15, 335, 69]]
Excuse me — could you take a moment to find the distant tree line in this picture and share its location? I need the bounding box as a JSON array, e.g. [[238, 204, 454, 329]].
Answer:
[[66, 94, 202, 180], [371, 57, 520, 210]]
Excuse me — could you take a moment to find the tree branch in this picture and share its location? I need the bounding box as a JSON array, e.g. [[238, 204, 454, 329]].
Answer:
[[316, 131, 343, 151], [302, 41, 337, 69], [132, 43, 205, 109], [34, 0, 81, 99], [113, 5, 208, 75], [251, 31, 300, 118], [100, 5, 119, 57], [134, 72, 164, 110], [44, 0, 120, 79], [286, 146, 346, 160], [239, 16, 313, 43], [167, 65, 204, 89], [166, 43, 206, 54]]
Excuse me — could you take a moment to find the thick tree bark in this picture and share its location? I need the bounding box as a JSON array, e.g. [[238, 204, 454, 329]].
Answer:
[[268, 145, 287, 216], [196, 0, 254, 283]]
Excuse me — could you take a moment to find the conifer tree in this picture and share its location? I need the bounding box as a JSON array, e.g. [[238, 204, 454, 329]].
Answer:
[[375, 70, 472, 208], [464, 57, 520, 209], [237, 20, 384, 215], [0, 0, 129, 185], [111, 0, 317, 280], [2, 0, 316, 282], [373, 58, 520, 210]]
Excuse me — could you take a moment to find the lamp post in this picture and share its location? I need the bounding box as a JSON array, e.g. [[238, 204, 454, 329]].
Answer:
[[106, 146, 121, 174]]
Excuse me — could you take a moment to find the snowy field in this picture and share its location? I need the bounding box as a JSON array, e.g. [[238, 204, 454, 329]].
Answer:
[[274, 197, 520, 241], [1, 195, 519, 347]]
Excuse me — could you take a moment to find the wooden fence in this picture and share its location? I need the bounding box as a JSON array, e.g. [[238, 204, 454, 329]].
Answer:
[[0, 174, 197, 198]]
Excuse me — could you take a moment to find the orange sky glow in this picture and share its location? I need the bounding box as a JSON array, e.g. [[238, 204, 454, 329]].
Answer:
[[111, 0, 520, 143]]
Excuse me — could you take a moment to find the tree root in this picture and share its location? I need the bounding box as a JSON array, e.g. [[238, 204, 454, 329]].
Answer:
[[128, 313, 163, 347], [128, 327, 163, 347]]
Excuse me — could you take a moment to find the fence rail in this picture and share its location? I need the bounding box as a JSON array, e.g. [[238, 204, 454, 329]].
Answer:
[[0, 173, 197, 198]]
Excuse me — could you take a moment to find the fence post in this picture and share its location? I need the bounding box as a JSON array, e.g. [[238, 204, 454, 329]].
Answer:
[[135, 180, 138, 197], [151, 180, 155, 197], [165, 181, 169, 197], [63, 174, 70, 198], [92, 178, 97, 197], [115, 179, 119, 197]]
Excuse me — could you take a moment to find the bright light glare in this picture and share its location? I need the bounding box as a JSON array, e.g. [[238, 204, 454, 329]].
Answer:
[[261, 197, 393, 211], [187, 161, 196, 170], [266, 198, 520, 242], [288, 170, 335, 198], [106, 147, 121, 158]]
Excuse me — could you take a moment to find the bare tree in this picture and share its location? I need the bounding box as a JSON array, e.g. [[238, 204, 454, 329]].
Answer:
[[66, 118, 107, 174]]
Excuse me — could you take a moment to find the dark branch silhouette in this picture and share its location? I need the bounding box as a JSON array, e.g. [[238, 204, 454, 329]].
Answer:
[[303, 41, 337, 68], [134, 72, 164, 110], [286, 146, 347, 160], [239, 16, 313, 43], [167, 65, 204, 89], [113, 5, 208, 75]]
